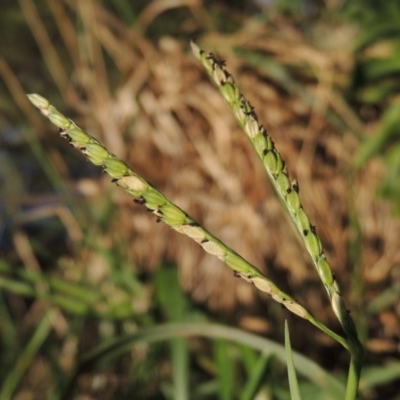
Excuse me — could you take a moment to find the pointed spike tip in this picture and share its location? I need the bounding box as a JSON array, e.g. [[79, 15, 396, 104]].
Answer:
[[27, 93, 49, 109], [190, 40, 202, 59]]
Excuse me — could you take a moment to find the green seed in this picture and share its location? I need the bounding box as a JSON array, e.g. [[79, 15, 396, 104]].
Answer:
[[317, 257, 334, 287], [159, 204, 187, 226], [224, 252, 252, 274], [287, 189, 301, 214], [67, 128, 91, 146], [220, 82, 240, 103], [263, 150, 277, 175], [84, 143, 110, 165], [304, 230, 322, 260], [275, 152, 284, 174], [241, 100, 253, 114], [264, 150, 285, 176], [103, 157, 129, 179], [275, 171, 291, 198], [199, 52, 214, 76], [265, 136, 274, 151], [296, 208, 311, 232], [254, 132, 268, 155], [142, 189, 167, 210], [48, 106, 71, 129], [27, 93, 49, 109]]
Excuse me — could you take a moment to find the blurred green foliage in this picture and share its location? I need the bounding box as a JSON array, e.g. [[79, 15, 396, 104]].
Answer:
[[343, 0, 400, 214]]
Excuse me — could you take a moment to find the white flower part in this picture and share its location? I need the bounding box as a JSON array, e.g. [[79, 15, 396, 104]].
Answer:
[[212, 65, 227, 85], [252, 277, 273, 294], [271, 292, 284, 304], [245, 118, 259, 138], [175, 225, 205, 243], [118, 176, 148, 191], [201, 240, 226, 258], [190, 41, 201, 58], [283, 301, 308, 319], [332, 292, 346, 321]]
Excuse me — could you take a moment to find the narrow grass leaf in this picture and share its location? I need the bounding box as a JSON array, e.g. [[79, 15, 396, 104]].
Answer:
[[239, 354, 270, 400], [285, 320, 302, 400], [215, 339, 235, 400], [0, 310, 54, 400], [155, 267, 190, 400], [359, 362, 400, 392], [354, 98, 400, 167]]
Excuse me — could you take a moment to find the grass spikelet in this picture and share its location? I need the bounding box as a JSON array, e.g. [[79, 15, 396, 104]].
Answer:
[[27, 92, 347, 346], [191, 42, 364, 393]]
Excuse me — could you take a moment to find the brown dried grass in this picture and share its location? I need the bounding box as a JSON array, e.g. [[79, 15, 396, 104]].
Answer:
[[13, 0, 400, 352]]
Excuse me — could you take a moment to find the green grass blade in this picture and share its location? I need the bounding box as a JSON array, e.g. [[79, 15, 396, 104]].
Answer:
[[239, 354, 270, 400], [155, 267, 190, 400], [0, 310, 54, 400], [215, 339, 235, 400], [359, 362, 400, 392], [285, 320, 302, 400]]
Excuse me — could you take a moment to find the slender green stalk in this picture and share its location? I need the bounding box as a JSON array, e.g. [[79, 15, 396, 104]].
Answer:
[[0, 310, 54, 400], [190, 41, 364, 396], [285, 321, 302, 400], [27, 93, 347, 348]]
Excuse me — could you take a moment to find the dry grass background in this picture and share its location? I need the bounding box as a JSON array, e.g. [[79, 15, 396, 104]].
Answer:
[[1, 0, 400, 396]]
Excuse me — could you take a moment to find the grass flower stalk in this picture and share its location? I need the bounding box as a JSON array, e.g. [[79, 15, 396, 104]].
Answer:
[[27, 93, 348, 349], [190, 41, 364, 398]]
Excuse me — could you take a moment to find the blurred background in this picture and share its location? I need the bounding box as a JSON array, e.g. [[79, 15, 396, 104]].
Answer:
[[1, 0, 400, 399]]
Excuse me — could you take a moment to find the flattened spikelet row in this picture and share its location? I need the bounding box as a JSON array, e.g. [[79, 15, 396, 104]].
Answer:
[[190, 41, 360, 346], [27, 93, 329, 331]]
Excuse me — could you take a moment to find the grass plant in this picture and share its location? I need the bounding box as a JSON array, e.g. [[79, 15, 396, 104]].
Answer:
[[27, 41, 365, 399]]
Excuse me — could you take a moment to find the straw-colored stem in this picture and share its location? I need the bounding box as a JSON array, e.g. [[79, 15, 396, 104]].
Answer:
[[27, 93, 348, 349]]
